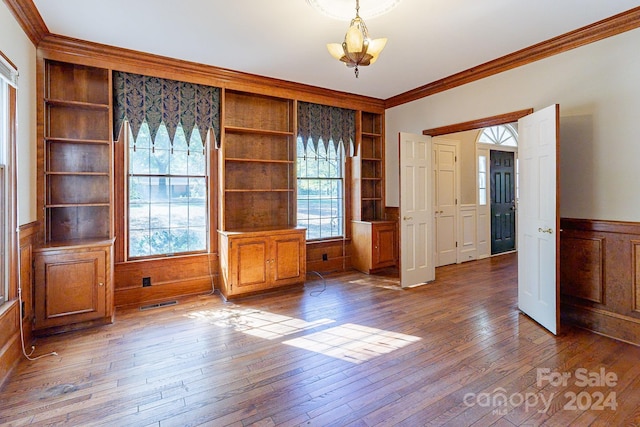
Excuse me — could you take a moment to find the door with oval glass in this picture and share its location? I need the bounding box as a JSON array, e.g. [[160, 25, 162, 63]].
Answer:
[[490, 150, 516, 254]]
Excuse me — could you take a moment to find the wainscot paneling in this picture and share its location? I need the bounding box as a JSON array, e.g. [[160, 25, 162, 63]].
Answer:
[[0, 221, 39, 387], [114, 254, 217, 308], [306, 239, 352, 275], [560, 218, 640, 345]]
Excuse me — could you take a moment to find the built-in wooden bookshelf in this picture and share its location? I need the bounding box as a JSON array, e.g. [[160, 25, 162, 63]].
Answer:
[[220, 90, 295, 231], [43, 60, 112, 242], [351, 112, 397, 273], [218, 90, 304, 298], [35, 59, 115, 334], [354, 111, 384, 221]]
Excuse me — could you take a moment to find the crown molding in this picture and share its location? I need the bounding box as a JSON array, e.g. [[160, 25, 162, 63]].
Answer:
[[2, 0, 48, 46], [37, 34, 386, 113], [386, 6, 640, 109]]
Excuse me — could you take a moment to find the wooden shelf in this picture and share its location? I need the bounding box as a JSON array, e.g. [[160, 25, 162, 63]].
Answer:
[[45, 171, 109, 176], [225, 158, 294, 165], [362, 131, 381, 137], [225, 189, 294, 193], [224, 126, 293, 137], [46, 203, 111, 208], [45, 137, 110, 145], [45, 98, 109, 110]]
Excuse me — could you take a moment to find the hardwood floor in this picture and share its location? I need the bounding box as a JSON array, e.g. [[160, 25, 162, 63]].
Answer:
[[2, 253, 640, 426]]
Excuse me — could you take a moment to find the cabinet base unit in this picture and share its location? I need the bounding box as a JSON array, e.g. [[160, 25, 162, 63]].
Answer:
[[34, 239, 115, 335], [218, 228, 306, 299], [351, 220, 398, 274]]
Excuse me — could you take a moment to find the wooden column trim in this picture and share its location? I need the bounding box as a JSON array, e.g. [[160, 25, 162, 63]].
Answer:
[[422, 109, 533, 136], [386, 7, 640, 108]]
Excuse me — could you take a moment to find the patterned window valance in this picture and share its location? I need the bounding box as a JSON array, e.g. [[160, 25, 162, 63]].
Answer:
[[297, 101, 355, 156], [113, 71, 220, 144]]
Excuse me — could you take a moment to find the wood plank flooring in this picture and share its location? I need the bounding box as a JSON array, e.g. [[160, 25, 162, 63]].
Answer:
[[1, 253, 640, 426]]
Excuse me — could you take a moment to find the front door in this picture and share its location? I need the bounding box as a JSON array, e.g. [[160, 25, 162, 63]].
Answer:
[[399, 132, 434, 288], [490, 150, 516, 254], [517, 104, 560, 335]]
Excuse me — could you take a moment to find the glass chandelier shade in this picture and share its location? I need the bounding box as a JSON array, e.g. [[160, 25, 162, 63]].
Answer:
[[327, 0, 387, 77]]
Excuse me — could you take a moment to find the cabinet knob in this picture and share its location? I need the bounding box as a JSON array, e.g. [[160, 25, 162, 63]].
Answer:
[[98, 282, 104, 287]]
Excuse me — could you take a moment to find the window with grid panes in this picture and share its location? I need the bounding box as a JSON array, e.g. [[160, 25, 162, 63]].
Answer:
[[296, 137, 344, 240], [127, 122, 208, 258]]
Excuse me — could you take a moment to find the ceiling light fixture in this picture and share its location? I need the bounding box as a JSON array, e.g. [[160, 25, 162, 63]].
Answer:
[[326, 0, 388, 78]]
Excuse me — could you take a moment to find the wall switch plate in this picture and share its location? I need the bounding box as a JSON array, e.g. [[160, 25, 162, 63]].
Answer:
[[142, 277, 151, 287]]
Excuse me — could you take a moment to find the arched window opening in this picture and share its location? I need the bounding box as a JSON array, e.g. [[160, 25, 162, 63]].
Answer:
[[478, 124, 518, 146]]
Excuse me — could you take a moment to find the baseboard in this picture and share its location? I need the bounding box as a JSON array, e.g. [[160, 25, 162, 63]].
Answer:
[[115, 278, 213, 308], [561, 302, 640, 346]]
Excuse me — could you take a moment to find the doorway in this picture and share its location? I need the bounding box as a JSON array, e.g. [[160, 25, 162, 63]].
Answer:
[[490, 150, 516, 254]]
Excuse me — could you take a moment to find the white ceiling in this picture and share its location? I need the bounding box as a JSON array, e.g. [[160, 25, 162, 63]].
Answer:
[[32, 0, 640, 100]]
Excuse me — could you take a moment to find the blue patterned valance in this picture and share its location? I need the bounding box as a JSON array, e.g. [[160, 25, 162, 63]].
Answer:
[[113, 71, 220, 144], [298, 101, 355, 156]]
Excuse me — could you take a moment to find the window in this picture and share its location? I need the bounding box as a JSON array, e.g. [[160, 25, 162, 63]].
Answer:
[[0, 81, 7, 305], [0, 55, 17, 306], [478, 155, 487, 206], [479, 124, 518, 146], [297, 138, 344, 240], [128, 122, 208, 258]]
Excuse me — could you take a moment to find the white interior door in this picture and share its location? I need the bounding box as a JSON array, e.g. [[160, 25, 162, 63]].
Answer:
[[433, 141, 458, 267], [517, 104, 560, 335], [399, 132, 434, 288]]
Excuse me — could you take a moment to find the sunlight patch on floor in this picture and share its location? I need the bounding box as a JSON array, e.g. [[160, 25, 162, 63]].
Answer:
[[185, 307, 334, 339], [283, 323, 421, 364]]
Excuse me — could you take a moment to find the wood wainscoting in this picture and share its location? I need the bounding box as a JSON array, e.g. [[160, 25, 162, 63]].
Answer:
[[560, 218, 640, 345], [0, 221, 39, 387], [114, 254, 217, 308]]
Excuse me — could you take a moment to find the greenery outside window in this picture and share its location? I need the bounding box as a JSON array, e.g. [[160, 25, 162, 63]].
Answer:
[[297, 137, 344, 240], [128, 122, 208, 258]]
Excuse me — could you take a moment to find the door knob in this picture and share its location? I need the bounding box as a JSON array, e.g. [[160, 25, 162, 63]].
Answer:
[[403, 216, 413, 220], [538, 227, 553, 234]]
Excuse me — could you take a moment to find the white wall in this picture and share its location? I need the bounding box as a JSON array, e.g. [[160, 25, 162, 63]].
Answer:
[[386, 28, 640, 222], [0, 2, 37, 225]]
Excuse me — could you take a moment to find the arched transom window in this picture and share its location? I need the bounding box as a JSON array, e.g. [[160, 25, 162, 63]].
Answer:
[[478, 124, 518, 146]]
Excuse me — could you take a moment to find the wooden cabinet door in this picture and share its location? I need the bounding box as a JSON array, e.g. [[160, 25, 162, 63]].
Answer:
[[373, 223, 398, 269], [228, 236, 269, 295], [271, 232, 305, 287], [35, 249, 106, 329]]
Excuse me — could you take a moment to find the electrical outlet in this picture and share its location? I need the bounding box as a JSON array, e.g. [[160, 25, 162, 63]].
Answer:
[[322, 253, 328, 261], [142, 277, 151, 287]]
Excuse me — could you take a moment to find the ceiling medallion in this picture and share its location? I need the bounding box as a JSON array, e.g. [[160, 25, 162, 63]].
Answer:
[[307, 0, 401, 21]]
